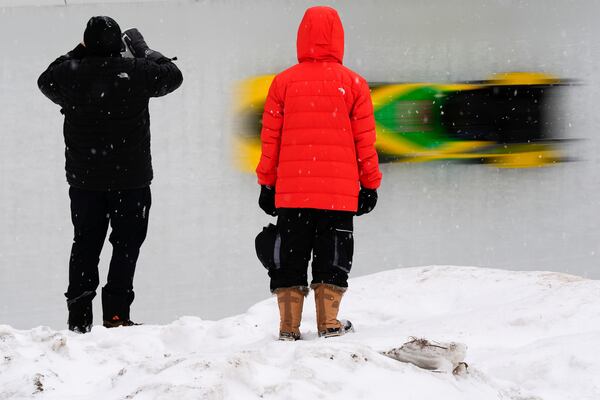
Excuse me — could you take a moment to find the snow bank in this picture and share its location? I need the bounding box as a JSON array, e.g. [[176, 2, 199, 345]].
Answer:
[[1, 266, 599, 399]]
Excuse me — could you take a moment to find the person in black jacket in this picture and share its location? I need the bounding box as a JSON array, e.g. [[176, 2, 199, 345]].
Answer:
[[38, 16, 183, 333]]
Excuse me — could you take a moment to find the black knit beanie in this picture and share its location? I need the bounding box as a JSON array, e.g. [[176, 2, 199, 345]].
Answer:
[[84, 16, 122, 56]]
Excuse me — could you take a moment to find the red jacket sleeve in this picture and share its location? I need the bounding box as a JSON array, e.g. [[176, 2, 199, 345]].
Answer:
[[351, 79, 382, 189], [256, 76, 284, 186]]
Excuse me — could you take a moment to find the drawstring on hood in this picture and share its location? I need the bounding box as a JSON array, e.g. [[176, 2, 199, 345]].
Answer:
[[296, 6, 344, 64]]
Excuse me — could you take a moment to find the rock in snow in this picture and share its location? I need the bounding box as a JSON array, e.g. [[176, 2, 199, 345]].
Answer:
[[1, 266, 599, 399]]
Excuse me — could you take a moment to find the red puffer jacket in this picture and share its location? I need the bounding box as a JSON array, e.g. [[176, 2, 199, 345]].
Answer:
[[256, 6, 382, 212]]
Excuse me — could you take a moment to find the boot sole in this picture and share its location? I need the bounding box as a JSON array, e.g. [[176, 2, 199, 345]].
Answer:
[[319, 325, 355, 338], [278, 336, 300, 341], [278, 333, 301, 341], [103, 322, 142, 328]]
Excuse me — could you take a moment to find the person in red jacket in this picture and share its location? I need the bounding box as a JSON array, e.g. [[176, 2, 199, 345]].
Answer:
[[256, 6, 382, 341]]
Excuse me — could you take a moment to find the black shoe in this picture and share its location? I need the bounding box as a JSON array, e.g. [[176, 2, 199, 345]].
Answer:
[[67, 291, 95, 334], [101, 288, 136, 327], [68, 323, 92, 334], [318, 319, 354, 338], [278, 331, 301, 341], [103, 316, 142, 328]]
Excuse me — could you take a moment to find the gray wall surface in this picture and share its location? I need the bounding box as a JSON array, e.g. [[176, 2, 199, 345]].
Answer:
[[1, 0, 599, 329]]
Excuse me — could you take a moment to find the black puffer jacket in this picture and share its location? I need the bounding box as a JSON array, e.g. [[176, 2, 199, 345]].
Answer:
[[38, 44, 183, 190]]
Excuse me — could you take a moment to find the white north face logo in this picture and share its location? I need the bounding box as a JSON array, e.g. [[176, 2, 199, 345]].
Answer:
[[338, 87, 346, 95]]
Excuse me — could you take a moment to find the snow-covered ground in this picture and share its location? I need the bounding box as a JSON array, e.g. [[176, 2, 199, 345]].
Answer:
[[2, 0, 600, 330], [2, 266, 599, 400]]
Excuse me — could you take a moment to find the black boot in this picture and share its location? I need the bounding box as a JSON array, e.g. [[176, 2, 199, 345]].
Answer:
[[103, 317, 142, 328], [102, 287, 139, 328], [67, 291, 96, 333]]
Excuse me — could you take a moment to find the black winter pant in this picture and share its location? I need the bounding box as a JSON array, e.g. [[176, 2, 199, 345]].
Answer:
[[269, 208, 354, 292], [65, 186, 151, 323]]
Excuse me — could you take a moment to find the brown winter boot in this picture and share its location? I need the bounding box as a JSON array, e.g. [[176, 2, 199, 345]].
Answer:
[[313, 283, 354, 338], [275, 287, 308, 341]]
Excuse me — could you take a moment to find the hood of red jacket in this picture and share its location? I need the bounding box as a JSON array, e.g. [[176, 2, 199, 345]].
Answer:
[[297, 6, 344, 64]]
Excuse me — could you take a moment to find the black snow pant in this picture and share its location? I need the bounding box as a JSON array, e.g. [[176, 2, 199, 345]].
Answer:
[[65, 186, 151, 325], [268, 208, 354, 292]]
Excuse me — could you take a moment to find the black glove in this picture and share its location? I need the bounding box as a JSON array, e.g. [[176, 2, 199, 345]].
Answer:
[[259, 185, 277, 216], [122, 28, 170, 62], [122, 28, 149, 57], [356, 187, 378, 216]]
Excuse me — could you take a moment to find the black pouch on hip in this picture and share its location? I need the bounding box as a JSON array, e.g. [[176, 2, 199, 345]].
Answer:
[[255, 223, 281, 271]]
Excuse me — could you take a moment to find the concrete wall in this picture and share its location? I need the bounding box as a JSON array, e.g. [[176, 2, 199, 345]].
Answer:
[[1, 0, 599, 329], [0, 0, 168, 6]]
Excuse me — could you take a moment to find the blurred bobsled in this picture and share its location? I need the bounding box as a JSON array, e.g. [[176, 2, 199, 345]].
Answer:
[[234, 72, 568, 170]]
